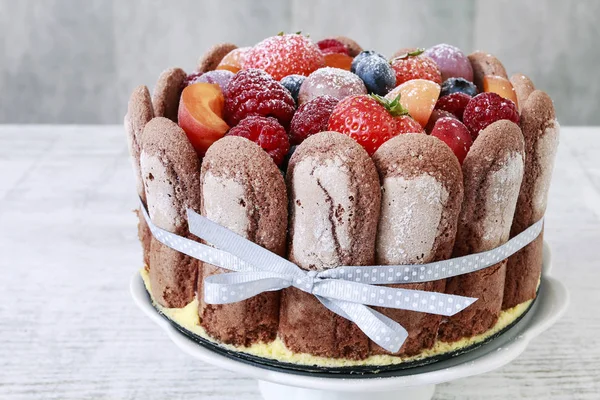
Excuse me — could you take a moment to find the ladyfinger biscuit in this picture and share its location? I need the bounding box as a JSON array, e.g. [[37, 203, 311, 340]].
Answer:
[[197, 43, 238, 73], [439, 120, 525, 342], [152, 67, 186, 123], [124, 85, 154, 267], [510, 73, 536, 112], [279, 131, 381, 359], [333, 36, 363, 57], [503, 91, 558, 309], [198, 136, 287, 346], [139, 117, 202, 308], [371, 134, 463, 356], [468, 51, 508, 91]]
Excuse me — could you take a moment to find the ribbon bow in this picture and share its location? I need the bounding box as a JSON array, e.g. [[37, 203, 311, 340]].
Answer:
[[140, 202, 543, 353]]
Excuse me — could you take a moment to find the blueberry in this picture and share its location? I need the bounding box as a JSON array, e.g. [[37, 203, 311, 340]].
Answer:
[[280, 75, 305, 104], [440, 77, 478, 97], [355, 56, 396, 96], [351, 50, 386, 73]]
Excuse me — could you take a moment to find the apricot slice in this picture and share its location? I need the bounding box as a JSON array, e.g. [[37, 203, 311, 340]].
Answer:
[[216, 47, 250, 74], [178, 83, 229, 156], [385, 79, 440, 127], [324, 53, 353, 71], [483, 75, 518, 108]]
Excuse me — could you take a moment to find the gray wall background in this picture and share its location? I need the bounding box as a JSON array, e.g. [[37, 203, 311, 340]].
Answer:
[[1, 0, 598, 125]]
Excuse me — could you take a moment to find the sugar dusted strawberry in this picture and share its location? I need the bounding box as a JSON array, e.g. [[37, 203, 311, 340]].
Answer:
[[226, 116, 290, 166], [224, 69, 295, 128], [390, 49, 442, 86], [289, 95, 339, 145], [328, 94, 415, 155], [435, 92, 471, 120], [396, 114, 425, 134], [430, 117, 473, 163], [317, 38, 349, 55], [244, 34, 325, 80], [462, 92, 520, 139]]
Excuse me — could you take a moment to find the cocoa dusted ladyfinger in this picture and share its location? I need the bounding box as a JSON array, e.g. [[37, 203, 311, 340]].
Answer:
[[371, 134, 464, 356], [198, 136, 287, 346], [279, 131, 381, 359], [439, 120, 525, 342], [152, 67, 187, 123], [468, 51, 508, 91], [139, 117, 201, 308], [124, 85, 154, 268], [197, 43, 238, 73], [503, 91, 559, 309]]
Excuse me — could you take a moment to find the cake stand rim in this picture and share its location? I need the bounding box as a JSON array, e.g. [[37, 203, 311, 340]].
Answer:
[[130, 241, 569, 392]]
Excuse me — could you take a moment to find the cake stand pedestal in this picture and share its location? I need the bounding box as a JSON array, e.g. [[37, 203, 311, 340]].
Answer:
[[131, 244, 568, 400]]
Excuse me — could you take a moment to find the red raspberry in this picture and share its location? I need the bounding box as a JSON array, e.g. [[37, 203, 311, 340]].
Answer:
[[289, 95, 339, 145], [244, 34, 325, 80], [226, 116, 290, 166], [430, 117, 473, 164], [317, 38, 349, 55], [224, 69, 295, 128], [391, 51, 442, 86], [328, 94, 418, 156], [435, 92, 471, 120], [463, 92, 520, 139]]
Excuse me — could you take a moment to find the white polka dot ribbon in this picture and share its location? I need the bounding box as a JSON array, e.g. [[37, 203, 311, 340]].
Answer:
[[139, 200, 543, 353]]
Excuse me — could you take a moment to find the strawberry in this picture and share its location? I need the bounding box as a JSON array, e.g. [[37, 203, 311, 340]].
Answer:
[[391, 49, 442, 86], [327, 94, 422, 155], [244, 33, 325, 80]]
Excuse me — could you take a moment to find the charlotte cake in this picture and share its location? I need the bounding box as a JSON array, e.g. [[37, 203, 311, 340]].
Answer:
[[125, 33, 559, 368]]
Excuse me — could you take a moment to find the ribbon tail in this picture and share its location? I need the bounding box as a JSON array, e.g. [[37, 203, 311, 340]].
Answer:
[[317, 296, 408, 353], [204, 271, 291, 304]]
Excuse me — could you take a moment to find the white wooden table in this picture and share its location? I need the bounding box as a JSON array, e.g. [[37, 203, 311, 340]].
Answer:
[[0, 125, 598, 399]]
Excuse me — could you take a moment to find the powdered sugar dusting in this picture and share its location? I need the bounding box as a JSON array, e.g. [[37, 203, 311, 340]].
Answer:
[[291, 156, 356, 270], [203, 172, 249, 237], [140, 151, 181, 231], [481, 153, 524, 247], [376, 175, 448, 264], [298, 67, 367, 104], [532, 119, 559, 215]]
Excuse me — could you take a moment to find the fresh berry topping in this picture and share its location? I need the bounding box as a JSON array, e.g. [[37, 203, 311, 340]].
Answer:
[[351, 50, 386, 73], [483, 75, 518, 107], [182, 71, 204, 88], [462, 92, 520, 139], [280, 74, 306, 104], [216, 47, 251, 73], [317, 38, 349, 55], [425, 109, 457, 133], [324, 53, 353, 70], [298, 67, 366, 105], [423, 44, 473, 81], [178, 83, 229, 157], [244, 34, 325, 80], [434, 92, 471, 120], [191, 70, 234, 91], [440, 77, 478, 97], [430, 117, 473, 164], [328, 94, 414, 155], [395, 115, 425, 134], [289, 95, 339, 145], [224, 69, 296, 128], [390, 52, 442, 86], [385, 79, 441, 127], [355, 55, 396, 95], [226, 116, 290, 166]]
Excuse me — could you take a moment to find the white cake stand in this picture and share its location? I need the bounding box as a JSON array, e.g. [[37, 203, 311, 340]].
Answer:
[[131, 243, 568, 400]]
